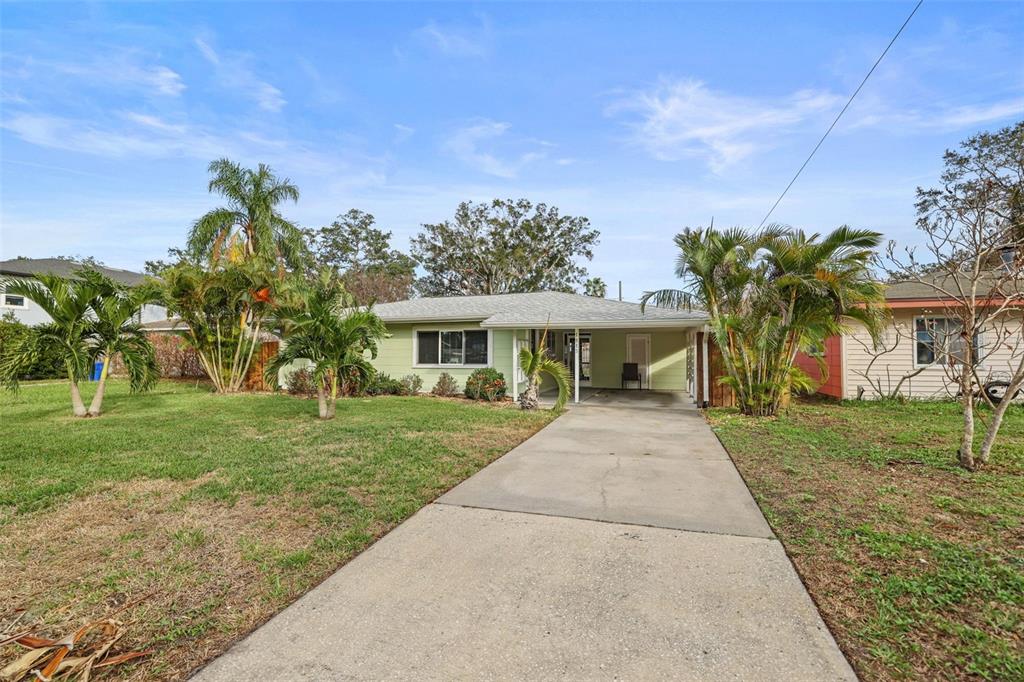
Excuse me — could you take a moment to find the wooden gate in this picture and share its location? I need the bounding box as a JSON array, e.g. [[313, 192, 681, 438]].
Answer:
[[245, 341, 280, 392], [707, 339, 736, 407]]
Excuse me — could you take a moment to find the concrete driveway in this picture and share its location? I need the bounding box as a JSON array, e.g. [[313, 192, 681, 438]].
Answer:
[[194, 391, 855, 681]]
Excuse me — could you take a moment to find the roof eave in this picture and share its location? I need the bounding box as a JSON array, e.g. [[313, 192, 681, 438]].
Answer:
[[481, 318, 707, 329], [377, 314, 492, 324]]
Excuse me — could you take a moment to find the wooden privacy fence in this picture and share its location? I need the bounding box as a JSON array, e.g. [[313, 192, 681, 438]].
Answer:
[[245, 341, 280, 392]]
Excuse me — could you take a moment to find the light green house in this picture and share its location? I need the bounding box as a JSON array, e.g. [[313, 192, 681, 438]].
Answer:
[[371, 291, 708, 403]]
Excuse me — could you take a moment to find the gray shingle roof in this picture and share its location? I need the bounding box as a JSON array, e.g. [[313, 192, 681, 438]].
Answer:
[[885, 271, 1014, 300], [373, 291, 708, 328], [0, 258, 149, 286]]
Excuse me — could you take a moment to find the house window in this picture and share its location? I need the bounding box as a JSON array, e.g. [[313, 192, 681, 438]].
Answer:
[[465, 330, 488, 364], [914, 317, 980, 366], [440, 331, 463, 364], [1, 292, 26, 308], [416, 330, 489, 366], [532, 329, 557, 358]]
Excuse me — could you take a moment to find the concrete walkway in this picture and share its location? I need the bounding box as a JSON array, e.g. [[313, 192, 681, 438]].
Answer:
[[194, 391, 855, 681]]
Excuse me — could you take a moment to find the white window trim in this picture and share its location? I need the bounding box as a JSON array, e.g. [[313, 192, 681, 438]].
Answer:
[[412, 327, 493, 369], [912, 315, 983, 369], [0, 292, 28, 309]]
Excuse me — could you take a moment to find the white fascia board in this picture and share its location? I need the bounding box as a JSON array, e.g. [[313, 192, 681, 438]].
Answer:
[[481, 318, 707, 330], [377, 315, 490, 324]]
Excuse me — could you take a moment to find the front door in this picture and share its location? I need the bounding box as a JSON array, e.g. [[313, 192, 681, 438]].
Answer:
[[564, 333, 591, 385], [626, 334, 651, 389]]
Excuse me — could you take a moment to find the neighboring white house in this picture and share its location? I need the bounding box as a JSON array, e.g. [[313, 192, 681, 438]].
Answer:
[[785, 274, 1024, 401], [0, 258, 167, 325]]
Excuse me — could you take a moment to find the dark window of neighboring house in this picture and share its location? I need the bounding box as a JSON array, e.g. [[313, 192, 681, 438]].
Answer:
[[4, 294, 25, 307], [417, 331, 439, 364], [543, 330, 557, 358], [465, 330, 488, 364], [440, 331, 463, 364], [915, 317, 979, 366]]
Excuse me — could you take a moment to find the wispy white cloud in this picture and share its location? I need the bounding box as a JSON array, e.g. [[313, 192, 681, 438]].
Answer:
[[195, 36, 285, 112], [393, 123, 415, 144], [2, 53, 185, 97], [443, 120, 545, 178], [846, 96, 1024, 132], [1, 109, 391, 189], [607, 78, 841, 172], [2, 112, 227, 159], [414, 16, 491, 57]]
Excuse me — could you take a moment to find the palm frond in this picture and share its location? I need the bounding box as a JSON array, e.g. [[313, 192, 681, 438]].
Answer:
[[640, 288, 693, 311]]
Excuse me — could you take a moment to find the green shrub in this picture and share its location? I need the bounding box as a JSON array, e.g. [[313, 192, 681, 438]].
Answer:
[[365, 373, 404, 396], [465, 367, 506, 401], [431, 372, 459, 397], [0, 313, 66, 380], [400, 374, 424, 395]]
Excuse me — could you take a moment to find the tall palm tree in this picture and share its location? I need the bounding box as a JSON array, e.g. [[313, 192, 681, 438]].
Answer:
[[0, 273, 101, 416], [643, 224, 886, 416], [187, 159, 307, 270], [518, 327, 571, 410], [81, 271, 160, 416], [266, 274, 387, 419]]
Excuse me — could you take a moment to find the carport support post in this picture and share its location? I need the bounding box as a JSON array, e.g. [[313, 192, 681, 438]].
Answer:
[[574, 327, 580, 403]]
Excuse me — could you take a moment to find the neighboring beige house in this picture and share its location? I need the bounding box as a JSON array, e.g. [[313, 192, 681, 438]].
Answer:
[[798, 277, 1024, 400], [370, 291, 708, 402]]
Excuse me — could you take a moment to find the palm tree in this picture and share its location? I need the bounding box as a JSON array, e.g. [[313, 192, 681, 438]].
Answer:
[[518, 327, 571, 410], [159, 260, 282, 394], [187, 159, 307, 270], [81, 271, 160, 416], [643, 224, 886, 416], [266, 274, 387, 419], [0, 273, 101, 416]]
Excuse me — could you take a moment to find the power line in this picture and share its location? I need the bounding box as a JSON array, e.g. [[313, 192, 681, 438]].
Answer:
[[757, 0, 924, 229]]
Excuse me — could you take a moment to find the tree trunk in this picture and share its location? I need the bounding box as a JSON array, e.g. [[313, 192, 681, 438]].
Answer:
[[87, 355, 110, 417], [69, 379, 88, 417], [518, 381, 540, 410], [316, 385, 328, 419], [978, 374, 1024, 464], [325, 374, 338, 419], [958, 380, 976, 470]]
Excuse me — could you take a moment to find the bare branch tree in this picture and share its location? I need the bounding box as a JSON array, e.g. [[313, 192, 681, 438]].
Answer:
[[850, 321, 928, 400], [883, 121, 1024, 469]]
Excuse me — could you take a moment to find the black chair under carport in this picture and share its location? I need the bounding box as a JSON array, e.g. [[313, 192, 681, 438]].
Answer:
[[621, 362, 642, 390]]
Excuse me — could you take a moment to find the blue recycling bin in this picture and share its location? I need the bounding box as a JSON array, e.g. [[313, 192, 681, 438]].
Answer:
[[91, 360, 104, 381]]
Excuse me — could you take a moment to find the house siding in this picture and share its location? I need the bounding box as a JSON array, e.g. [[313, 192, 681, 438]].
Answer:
[[373, 323, 690, 394], [794, 335, 843, 398], [1, 276, 166, 326], [373, 322, 521, 394], [843, 308, 1024, 400], [588, 328, 688, 391]]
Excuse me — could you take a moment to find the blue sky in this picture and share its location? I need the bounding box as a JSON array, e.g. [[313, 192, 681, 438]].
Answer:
[[1, 1, 1021, 300]]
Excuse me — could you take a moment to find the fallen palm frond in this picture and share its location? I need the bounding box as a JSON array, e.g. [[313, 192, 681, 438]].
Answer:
[[1, 596, 154, 681]]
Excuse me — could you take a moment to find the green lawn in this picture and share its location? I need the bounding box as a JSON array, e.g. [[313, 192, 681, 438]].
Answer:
[[708, 399, 1024, 681], [0, 381, 553, 679]]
